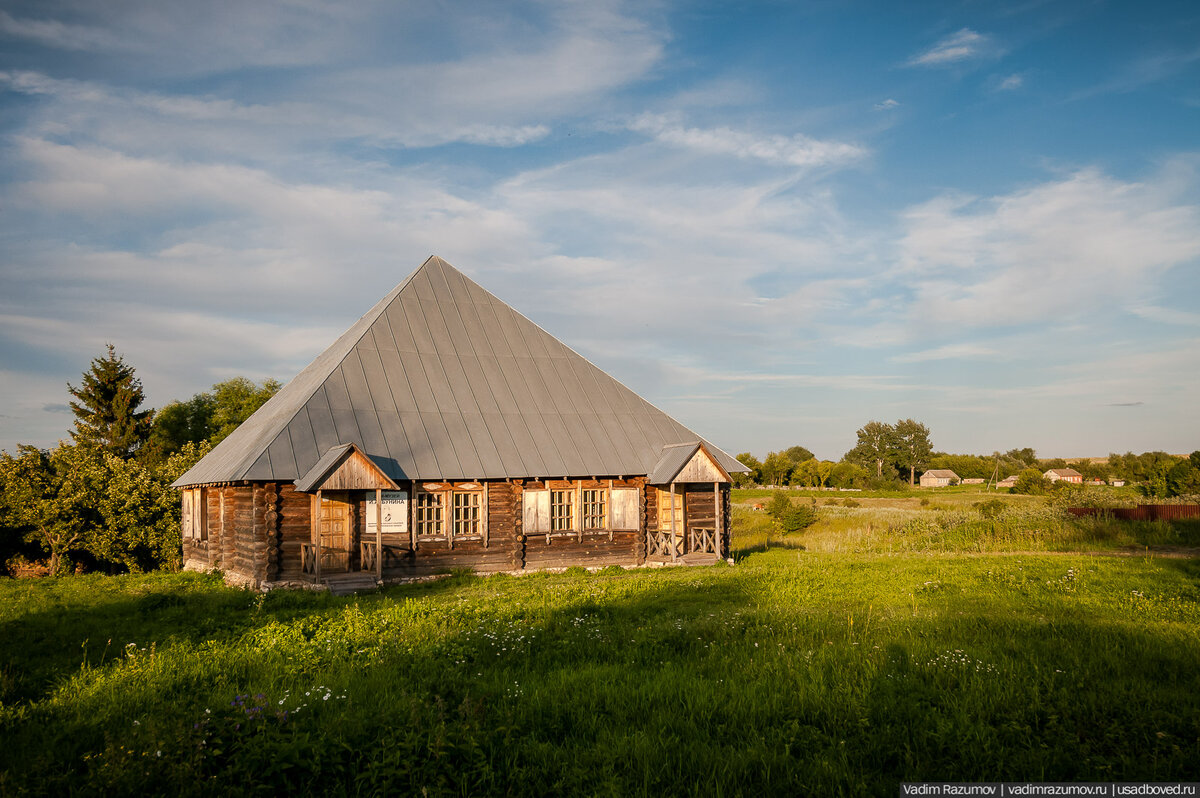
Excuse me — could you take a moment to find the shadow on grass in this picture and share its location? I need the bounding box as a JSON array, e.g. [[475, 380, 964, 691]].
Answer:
[[5, 564, 1200, 795]]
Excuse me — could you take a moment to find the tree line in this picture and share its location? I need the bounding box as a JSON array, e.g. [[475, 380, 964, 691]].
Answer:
[[736, 419, 1200, 497], [0, 346, 279, 575]]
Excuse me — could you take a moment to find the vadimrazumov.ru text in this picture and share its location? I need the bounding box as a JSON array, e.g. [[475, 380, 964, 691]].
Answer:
[[901, 784, 1199, 797]]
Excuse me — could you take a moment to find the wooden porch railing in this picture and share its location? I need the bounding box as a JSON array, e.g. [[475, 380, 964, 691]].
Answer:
[[647, 529, 681, 558], [689, 527, 717, 555], [360, 540, 379, 573], [301, 543, 317, 575]]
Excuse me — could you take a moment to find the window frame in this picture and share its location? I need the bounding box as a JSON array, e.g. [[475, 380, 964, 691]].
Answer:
[[451, 490, 482, 540], [550, 489, 574, 534], [581, 487, 606, 531], [415, 490, 445, 539]]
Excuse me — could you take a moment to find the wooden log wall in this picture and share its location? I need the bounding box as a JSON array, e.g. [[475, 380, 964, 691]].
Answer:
[[227, 486, 256, 580], [490, 481, 522, 571], [204, 487, 222, 569], [522, 531, 639, 569], [720, 484, 731, 558], [253, 483, 281, 583], [511, 480, 526, 570], [640, 483, 657, 563], [187, 475, 723, 586], [277, 483, 312, 581], [515, 478, 643, 570], [382, 480, 521, 578]]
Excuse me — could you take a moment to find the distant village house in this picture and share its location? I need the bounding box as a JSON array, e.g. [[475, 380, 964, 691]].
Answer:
[[1044, 468, 1083, 484], [919, 469, 960, 488]]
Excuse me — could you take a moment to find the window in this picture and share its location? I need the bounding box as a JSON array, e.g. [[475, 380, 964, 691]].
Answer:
[[452, 491, 481, 538], [550, 489, 573, 532], [415, 491, 444, 538], [581, 488, 606, 530]]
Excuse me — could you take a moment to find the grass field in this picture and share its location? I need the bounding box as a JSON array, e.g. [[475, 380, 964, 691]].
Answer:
[[1, 494, 1199, 795]]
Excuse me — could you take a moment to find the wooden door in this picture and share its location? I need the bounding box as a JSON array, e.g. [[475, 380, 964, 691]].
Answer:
[[656, 487, 684, 532], [319, 492, 352, 573]]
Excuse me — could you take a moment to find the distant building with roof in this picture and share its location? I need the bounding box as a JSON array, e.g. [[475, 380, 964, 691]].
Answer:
[[1044, 468, 1083, 484], [919, 469, 960, 488]]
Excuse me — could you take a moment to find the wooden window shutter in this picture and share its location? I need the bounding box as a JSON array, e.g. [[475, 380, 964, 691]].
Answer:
[[611, 488, 639, 531], [522, 490, 550, 534], [182, 489, 193, 538]]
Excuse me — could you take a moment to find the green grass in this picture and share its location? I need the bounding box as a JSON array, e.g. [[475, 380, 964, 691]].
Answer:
[[2, 519, 1199, 795], [734, 491, 1200, 555]]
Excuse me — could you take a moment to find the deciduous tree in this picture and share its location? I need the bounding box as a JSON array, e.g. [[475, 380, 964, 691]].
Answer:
[[0, 445, 96, 575], [734, 453, 762, 487], [847, 421, 897, 478], [893, 418, 933, 486]]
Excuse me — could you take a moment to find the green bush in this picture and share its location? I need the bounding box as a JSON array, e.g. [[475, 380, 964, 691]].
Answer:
[[765, 491, 818, 534]]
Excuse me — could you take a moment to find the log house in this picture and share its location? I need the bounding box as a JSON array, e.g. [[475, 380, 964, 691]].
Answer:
[[174, 256, 747, 589]]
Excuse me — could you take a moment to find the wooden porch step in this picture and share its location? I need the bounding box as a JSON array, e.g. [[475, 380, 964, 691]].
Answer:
[[323, 573, 381, 596]]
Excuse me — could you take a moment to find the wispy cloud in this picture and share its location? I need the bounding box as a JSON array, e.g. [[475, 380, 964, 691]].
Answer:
[[892, 343, 1005, 363], [874, 98, 900, 110], [1072, 47, 1200, 100], [1130, 305, 1200, 326], [628, 114, 867, 168], [997, 74, 1023, 90], [0, 10, 126, 52], [897, 166, 1200, 329], [907, 28, 996, 67]]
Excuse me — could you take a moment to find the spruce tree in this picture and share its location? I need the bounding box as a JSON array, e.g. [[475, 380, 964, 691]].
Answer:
[[67, 344, 152, 459]]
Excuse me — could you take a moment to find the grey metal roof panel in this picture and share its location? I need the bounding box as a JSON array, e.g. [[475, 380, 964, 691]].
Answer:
[[381, 301, 418, 354], [648, 443, 702, 485], [477, 356, 519, 414], [398, 350, 436, 408], [398, 292, 437, 354], [441, 411, 484, 479], [285, 410, 320, 472], [420, 411, 461, 478], [294, 443, 355, 492], [399, 411, 439, 476], [373, 410, 416, 478], [439, 354, 480, 414], [376, 349, 418, 412], [419, 352, 460, 414], [460, 412, 505, 477], [305, 389, 341, 453], [480, 412, 527, 475], [458, 355, 499, 414], [175, 255, 747, 486]]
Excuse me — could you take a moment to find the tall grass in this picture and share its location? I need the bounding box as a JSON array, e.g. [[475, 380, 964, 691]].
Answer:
[[1, 516, 1198, 795], [735, 494, 1200, 555]]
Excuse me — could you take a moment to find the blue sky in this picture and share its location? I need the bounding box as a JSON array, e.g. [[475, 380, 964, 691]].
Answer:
[[1, 0, 1198, 460]]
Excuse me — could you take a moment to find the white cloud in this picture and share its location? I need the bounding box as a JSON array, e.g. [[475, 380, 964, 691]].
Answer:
[[907, 28, 995, 67], [897, 167, 1200, 329], [891, 343, 1005, 363], [874, 99, 900, 110], [628, 114, 867, 169], [1130, 305, 1200, 326], [0, 9, 126, 52], [997, 74, 1023, 90]]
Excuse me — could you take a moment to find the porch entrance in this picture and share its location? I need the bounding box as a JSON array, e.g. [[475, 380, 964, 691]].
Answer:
[[648, 484, 722, 561]]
